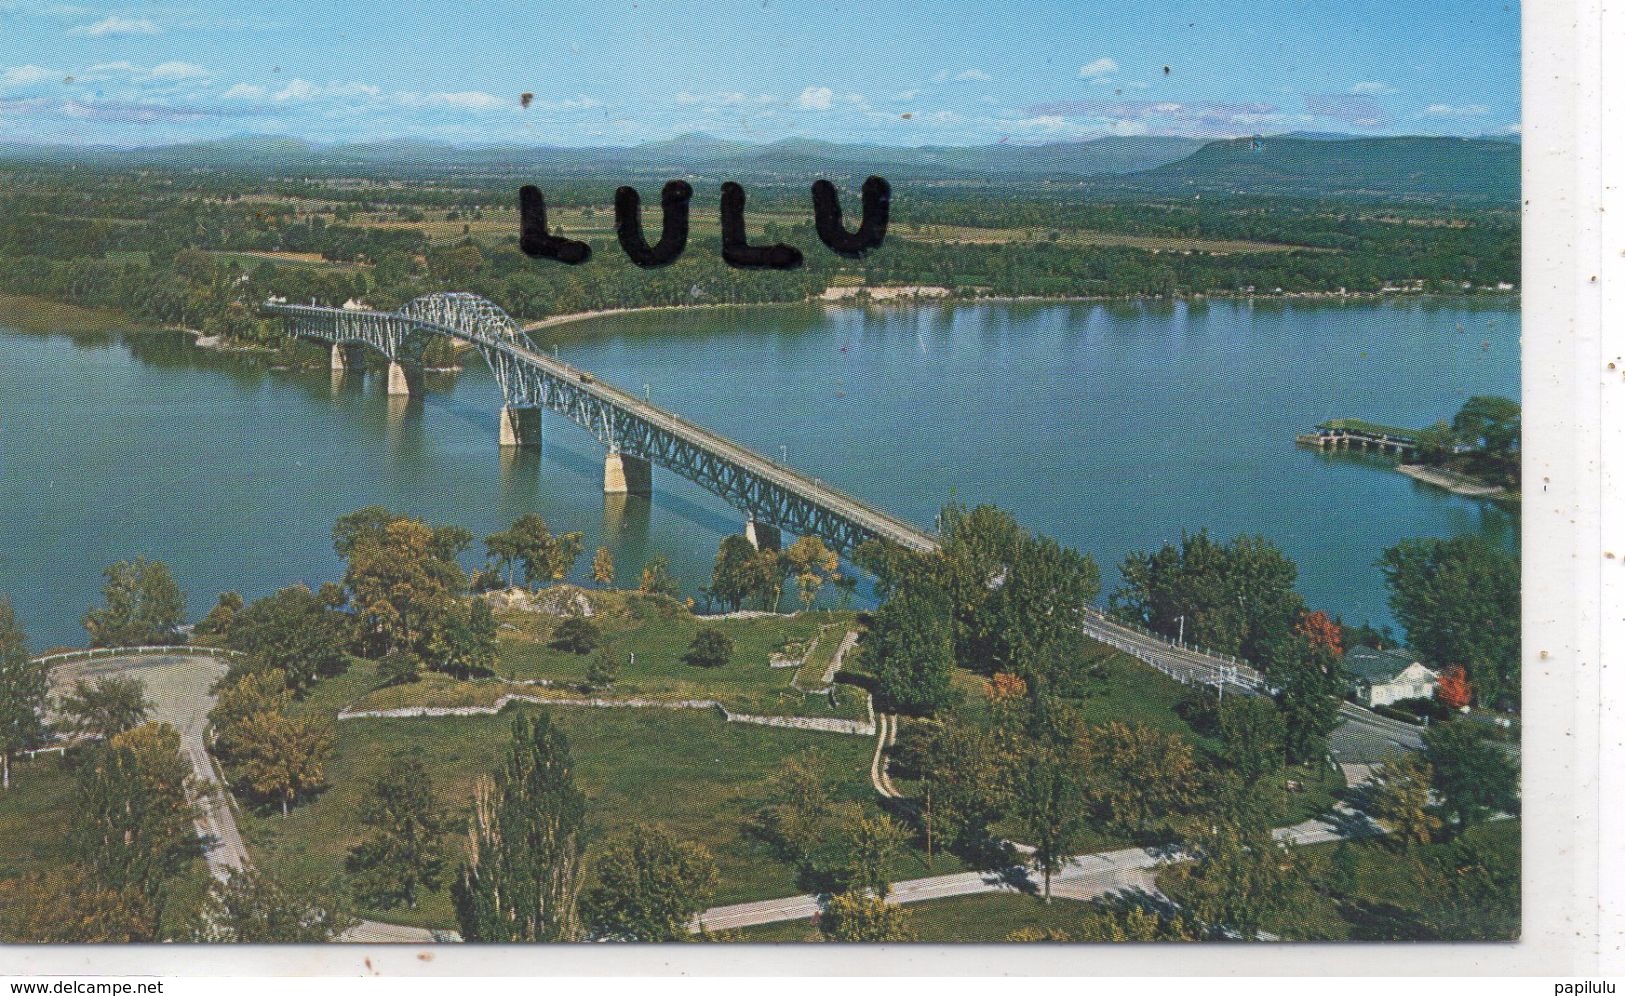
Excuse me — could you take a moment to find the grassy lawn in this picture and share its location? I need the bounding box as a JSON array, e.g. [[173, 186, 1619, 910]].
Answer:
[[792, 624, 853, 691], [735, 890, 1096, 942], [0, 754, 78, 880], [240, 704, 964, 930], [487, 591, 867, 720]]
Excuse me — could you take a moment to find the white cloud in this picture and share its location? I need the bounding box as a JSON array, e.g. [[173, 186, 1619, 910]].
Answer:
[[220, 83, 266, 100], [1010, 114, 1069, 132], [428, 90, 503, 110], [1350, 80, 1394, 95], [797, 85, 833, 110], [272, 79, 317, 102], [955, 68, 992, 81], [149, 61, 207, 80], [2, 65, 53, 86], [69, 15, 159, 37], [1422, 102, 1490, 118], [1079, 57, 1118, 79], [895, 88, 921, 102]]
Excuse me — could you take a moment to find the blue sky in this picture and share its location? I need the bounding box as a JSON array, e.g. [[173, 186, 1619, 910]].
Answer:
[[0, 0, 1521, 147]]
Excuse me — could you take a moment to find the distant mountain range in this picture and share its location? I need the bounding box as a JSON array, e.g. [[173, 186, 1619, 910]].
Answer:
[[0, 131, 1519, 201]]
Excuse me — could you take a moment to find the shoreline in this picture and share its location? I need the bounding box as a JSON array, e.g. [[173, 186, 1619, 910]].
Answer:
[[517, 287, 1520, 338]]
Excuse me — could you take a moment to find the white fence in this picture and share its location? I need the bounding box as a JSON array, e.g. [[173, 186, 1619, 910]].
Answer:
[[32, 644, 247, 667]]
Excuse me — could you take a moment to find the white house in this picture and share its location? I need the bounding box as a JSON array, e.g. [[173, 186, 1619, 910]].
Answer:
[[1344, 646, 1439, 707]]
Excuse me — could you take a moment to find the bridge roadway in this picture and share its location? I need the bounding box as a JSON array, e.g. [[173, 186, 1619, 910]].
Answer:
[[264, 295, 937, 556]]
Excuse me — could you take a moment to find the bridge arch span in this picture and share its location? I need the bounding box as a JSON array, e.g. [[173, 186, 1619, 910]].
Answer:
[[263, 294, 938, 557]]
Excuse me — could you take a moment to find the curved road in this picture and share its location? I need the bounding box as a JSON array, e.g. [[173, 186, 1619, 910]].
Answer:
[[46, 652, 249, 880]]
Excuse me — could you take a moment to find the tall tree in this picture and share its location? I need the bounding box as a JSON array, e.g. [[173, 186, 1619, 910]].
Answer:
[[69, 722, 201, 937], [193, 867, 354, 942], [1380, 534, 1520, 707], [56, 675, 152, 741], [429, 599, 499, 679], [1012, 717, 1090, 901], [582, 826, 720, 941], [453, 711, 587, 942], [232, 710, 335, 816], [82, 556, 187, 647], [1081, 721, 1204, 841], [1262, 634, 1345, 765], [1169, 822, 1309, 940], [225, 583, 351, 692], [486, 514, 583, 590], [193, 591, 244, 638], [709, 534, 763, 612], [837, 811, 911, 900], [865, 579, 956, 716], [347, 759, 450, 909], [1112, 531, 1306, 662], [1367, 752, 1442, 849], [1214, 695, 1287, 790], [1422, 721, 1519, 831], [0, 598, 48, 789], [342, 515, 468, 659], [638, 554, 681, 597], [208, 668, 292, 763], [785, 535, 839, 611]]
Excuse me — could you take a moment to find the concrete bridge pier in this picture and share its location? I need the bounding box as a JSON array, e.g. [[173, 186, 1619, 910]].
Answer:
[[386, 360, 416, 397], [498, 406, 541, 448], [745, 519, 781, 552], [329, 343, 364, 372], [604, 450, 652, 496]]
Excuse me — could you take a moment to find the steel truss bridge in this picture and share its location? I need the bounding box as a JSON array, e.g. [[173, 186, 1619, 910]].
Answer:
[[262, 293, 937, 556]]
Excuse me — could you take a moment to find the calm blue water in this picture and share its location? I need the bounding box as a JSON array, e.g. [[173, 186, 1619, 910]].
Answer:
[[0, 298, 1518, 649]]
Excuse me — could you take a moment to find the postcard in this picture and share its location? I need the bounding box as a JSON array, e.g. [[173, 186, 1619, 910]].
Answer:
[[0, 0, 1571, 973]]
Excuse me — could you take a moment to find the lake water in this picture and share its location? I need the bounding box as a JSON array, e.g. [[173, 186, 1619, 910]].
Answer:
[[0, 297, 1518, 650]]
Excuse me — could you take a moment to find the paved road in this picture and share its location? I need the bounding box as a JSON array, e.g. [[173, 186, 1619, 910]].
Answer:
[[695, 805, 1384, 933], [1078, 608, 1459, 762], [46, 653, 248, 879]]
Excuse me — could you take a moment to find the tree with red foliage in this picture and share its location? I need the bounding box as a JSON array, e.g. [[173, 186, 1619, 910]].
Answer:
[[1295, 610, 1343, 657], [1436, 665, 1473, 709]]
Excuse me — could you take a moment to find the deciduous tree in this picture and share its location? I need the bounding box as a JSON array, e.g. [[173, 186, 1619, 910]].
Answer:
[[347, 760, 450, 910], [225, 583, 350, 692], [1367, 752, 1442, 848], [82, 557, 187, 647], [550, 616, 600, 655], [1380, 534, 1519, 708], [865, 579, 956, 716], [193, 867, 354, 942], [819, 891, 914, 941], [592, 546, 616, 588], [69, 722, 201, 937], [1422, 721, 1519, 831], [233, 710, 335, 816], [56, 675, 152, 741], [0, 598, 48, 790], [583, 826, 720, 941]]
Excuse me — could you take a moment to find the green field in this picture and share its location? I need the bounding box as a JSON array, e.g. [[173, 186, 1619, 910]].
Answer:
[[484, 593, 868, 720], [0, 754, 78, 880], [241, 704, 966, 930]]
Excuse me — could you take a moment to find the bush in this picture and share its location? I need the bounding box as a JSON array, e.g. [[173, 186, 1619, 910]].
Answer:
[[683, 627, 734, 668], [550, 617, 600, 655], [1390, 696, 1453, 722]]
